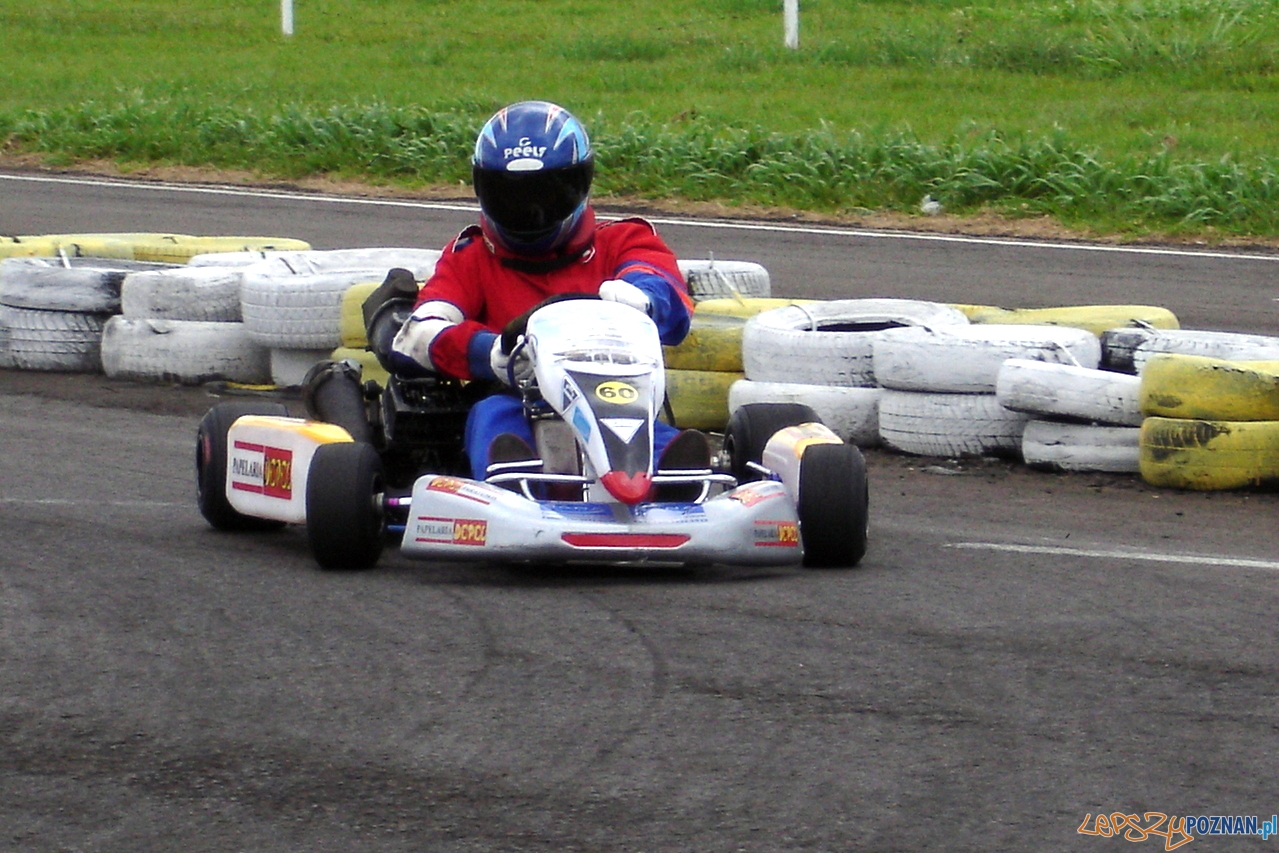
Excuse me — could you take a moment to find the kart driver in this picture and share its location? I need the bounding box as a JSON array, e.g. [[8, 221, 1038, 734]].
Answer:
[[388, 100, 709, 486]]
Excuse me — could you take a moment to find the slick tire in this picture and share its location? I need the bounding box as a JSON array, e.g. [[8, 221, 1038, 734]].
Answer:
[[878, 391, 1030, 458], [954, 304, 1179, 336], [1130, 329, 1279, 372], [723, 402, 821, 483], [196, 401, 291, 532], [678, 260, 771, 301], [995, 359, 1143, 426], [743, 298, 970, 387], [101, 317, 271, 385], [1021, 421, 1141, 473], [873, 324, 1102, 394], [664, 368, 741, 431], [120, 266, 245, 322], [1140, 417, 1279, 491], [0, 305, 108, 372], [306, 442, 386, 570], [798, 443, 869, 569], [728, 379, 882, 447], [1139, 354, 1279, 422], [663, 313, 746, 372]]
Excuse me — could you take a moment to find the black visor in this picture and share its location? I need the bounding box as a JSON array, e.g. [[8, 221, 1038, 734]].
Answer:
[[473, 159, 594, 239]]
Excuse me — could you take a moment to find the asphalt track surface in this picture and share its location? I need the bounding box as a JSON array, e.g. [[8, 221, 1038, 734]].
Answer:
[[2, 172, 1278, 852]]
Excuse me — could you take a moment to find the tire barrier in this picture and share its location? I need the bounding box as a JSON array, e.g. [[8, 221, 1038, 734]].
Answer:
[[678, 260, 770, 301], [1021, 421, 1141, 473], [339, 282, 383, 348], [1, 257, 174, 315], [101, 317, 271, 385], [953, 304, 1179, 336], [728, 379, 882, 446], [743, 298, 969, 387], [331, 346, 391, 388], [664, 369, 741, 431], [271, 348, 334, 388], [1140, 417, 1279, 490], [1140, 354, 1279, 422], [878, 390, 1030, 457], [120, 266, 245, 322], [694, 297, 818, 319], [996, 359, 1143, 426], [0, 313, 11, 369], [1130, 329, 1279, 372], [663, 313, 746, 372], [0, 305, 108, 372], [240, 249, 440, 350], [873, 324, 1101, 394], [1, 233, 310, 262]]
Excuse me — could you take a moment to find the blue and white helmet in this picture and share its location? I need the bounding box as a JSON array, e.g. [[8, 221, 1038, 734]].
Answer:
[[472, 101, 594, 255]]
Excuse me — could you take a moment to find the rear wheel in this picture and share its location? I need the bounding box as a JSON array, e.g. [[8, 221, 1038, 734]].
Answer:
[[798, 443, 869, 568], [306, 442, 385, 570], [723, 402, 820, 482], [196, 401, 290, 531]]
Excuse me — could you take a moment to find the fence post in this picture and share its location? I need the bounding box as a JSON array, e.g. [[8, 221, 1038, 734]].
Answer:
[[783, 0, 798, 49], [282, 0, 294, 36]]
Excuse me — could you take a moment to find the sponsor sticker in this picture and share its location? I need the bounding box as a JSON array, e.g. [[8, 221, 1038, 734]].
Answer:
[[729, 481, 786, 508], [229, 441, 293, 499], [426, 476, 494, 505], [414, 516, 488, 547], [633, 504, 707, 523], [753, 520, 800, 547]]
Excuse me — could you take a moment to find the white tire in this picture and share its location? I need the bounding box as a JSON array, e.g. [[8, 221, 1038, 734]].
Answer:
[[743, 298, 969, 387], [120, 266, 244, 322], [678, 259, 770, 301], [101, 317, 271, 385], [1100, 327, 1158, 373], [1, 257, 174, 314], [187, 251, 283, 267], [1021, 421, 1141, 473], [0, 314, 12, 369], [270, 348, 332, 387], [728, 379, 883, 446], [241, 250, 440, 349], [1131, 329, 1279, 372], [995, 359, 1143, 426], [0, 305, 106, 372], [874, 324, 1101, 394], [878, 390, 1030, 457]]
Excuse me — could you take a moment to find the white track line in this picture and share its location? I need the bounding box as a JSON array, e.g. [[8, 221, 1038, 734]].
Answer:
[[0, 498, 187, 508], [949, 541, 1279, 571], [4, 171, 1278, 262]]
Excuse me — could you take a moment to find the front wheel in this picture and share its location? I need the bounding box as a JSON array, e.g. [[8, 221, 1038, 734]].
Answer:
[[306, 442, 386, 570], [196, 401, 290, 532], [723, 402, 820, 482], [798, 443, 869, 568]]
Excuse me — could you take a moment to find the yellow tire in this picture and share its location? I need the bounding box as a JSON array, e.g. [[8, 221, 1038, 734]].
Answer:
[[330, 346, 390, 388], [1140, 354, 1279, 421], [953, 304, 1179, 336], [5, 233, 310, 263], [1139, 417, 1279, 490], [663, 314, 746, 372], [663, 369, 742, 431], [693, 297, 818, 319], [339, 282, 382, 348]]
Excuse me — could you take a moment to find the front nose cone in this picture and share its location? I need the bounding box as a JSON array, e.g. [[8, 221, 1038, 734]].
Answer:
[[600, 471, 652, 505]]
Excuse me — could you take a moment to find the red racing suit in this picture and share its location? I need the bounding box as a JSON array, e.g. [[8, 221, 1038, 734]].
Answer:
[[391, 209, 692, 380]]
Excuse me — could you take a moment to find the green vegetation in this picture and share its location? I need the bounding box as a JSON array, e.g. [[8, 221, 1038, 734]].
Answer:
[[2, 0, 1278, 236]]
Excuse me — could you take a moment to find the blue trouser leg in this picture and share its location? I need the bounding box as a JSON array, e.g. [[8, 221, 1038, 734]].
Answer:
[[466, 392, 685, 482]]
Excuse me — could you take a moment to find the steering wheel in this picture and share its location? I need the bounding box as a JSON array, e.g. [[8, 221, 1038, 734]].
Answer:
[[500, 292, 601, 355]]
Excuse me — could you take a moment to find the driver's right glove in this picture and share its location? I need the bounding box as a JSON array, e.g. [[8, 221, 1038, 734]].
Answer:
[[490, 334, 534, 386]]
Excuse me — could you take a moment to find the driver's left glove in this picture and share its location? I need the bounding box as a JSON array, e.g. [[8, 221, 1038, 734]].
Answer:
[[599, 279, 652, 315]]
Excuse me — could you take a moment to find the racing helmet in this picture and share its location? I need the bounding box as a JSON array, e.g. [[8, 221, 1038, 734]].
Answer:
[[472, 101, 594, 255]]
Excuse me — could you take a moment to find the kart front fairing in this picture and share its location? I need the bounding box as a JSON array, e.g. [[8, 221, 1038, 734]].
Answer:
[[524, 299, 665, 503]]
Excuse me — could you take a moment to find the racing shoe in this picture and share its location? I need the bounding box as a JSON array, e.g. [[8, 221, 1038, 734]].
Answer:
[[652, 429, 711, 502], [486, 433, 540, 492]]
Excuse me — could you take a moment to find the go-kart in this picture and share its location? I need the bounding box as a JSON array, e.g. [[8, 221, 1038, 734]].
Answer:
[[195, 284, 869, 571]]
